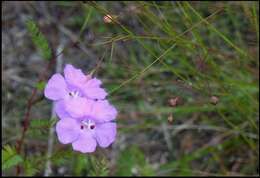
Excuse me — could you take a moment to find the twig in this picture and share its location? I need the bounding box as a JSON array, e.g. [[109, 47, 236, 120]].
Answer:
[[15, 3, 97, 174], [169, 124, 259, 140], [57, 24, 97, 60], [159, 115, 173, 152], [40, 1, 97, 61], [15, 40, 77, 175], [44, 44, 64, 176], [15, 56, 55, 175]]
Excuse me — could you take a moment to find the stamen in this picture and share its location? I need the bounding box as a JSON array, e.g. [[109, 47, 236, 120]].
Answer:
[[69, 91, 80, 98], [74, 91, 79, 97], [81, 120, 95, 130]]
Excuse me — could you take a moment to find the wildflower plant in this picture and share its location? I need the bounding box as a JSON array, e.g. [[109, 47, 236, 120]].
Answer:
[[2, 1, 258, 176], [44, 64, 117, 153]]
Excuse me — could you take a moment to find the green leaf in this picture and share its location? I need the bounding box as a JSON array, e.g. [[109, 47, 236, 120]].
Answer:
[[26, 19, 52, 60], [51, 149, 74, 165], [30, 118, 57, 129], [73, 154, 88, 176], [36, 81, 46, 91], [88, 155, 109, 176], [24, 160, 39, 176], [2, 145, 23, 171], [115, 146, 155, 176]]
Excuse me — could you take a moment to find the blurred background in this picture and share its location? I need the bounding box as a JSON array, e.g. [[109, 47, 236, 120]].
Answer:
[[2, 1, 259, 176]]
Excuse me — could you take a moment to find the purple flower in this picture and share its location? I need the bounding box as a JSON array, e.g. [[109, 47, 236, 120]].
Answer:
[[55, 99, 118, 122], [44, 64, 118, 153], [55, 100, 117, 153], [44, 64, 108, 118]]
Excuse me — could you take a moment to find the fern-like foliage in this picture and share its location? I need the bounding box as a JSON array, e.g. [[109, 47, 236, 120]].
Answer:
[[35, 81, 46, 91], [2, 145, 23, 171], [73, 154, 88, 176], [30, 118, 57, 129], [50, 149, 74, 165], [24, 159, 39, 176], [26, 19, 52, 60], [27, 118, 57, 140], [115, 146, 155, 176], [88, 155, 109, 176]]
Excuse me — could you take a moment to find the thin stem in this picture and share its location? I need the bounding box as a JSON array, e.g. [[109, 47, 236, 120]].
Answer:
[[15, 41, 77, 176], [44, 43, 64, 176]]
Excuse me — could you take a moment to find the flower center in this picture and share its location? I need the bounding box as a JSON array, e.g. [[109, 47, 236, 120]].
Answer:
[[81, 119, 95, 130], [69, 91, 80, 98]]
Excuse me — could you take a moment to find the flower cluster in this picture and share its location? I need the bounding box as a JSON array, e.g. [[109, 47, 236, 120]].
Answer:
[[44, 64, 117, 153]]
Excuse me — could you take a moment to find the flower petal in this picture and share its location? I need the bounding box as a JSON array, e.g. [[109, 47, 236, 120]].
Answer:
[[64, 64, 87, 88], [72, 131, 97, 153], [86, 78, 102, 87], [91, 100, 117, 122], [95, 122, 116, 148], [54, 101, 71, 119], [64, 97, 92, 118], [82, 87, 108, 100], [44, 74, 67, 100], [81, 78, 107, 100], [56, 118, 80, 144]]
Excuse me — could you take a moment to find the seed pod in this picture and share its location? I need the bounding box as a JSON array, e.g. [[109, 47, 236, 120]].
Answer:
[[103, 14, 113, 23], [168, 114, 174, 124], [210, 96, 219, 105], [168, 97, 182, 107]]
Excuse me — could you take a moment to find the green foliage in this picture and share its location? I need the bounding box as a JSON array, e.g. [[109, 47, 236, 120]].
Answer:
[[88, 155, 109, 176], [26, 19, 52, 60], [27, 128, 48, 139], [115, 146, 155, 176], [2, 145, 23, 171], [35, 81, 46, 91], [72, 154, 109, 176], [2, 1, 258, 176], [27, 118, 57, 140], [160, 147, 212, 176], [73, 154, 88, 176], [24, 160, 39, 176], [30, 118, 57, 129], [50, 149, 74, 165]]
